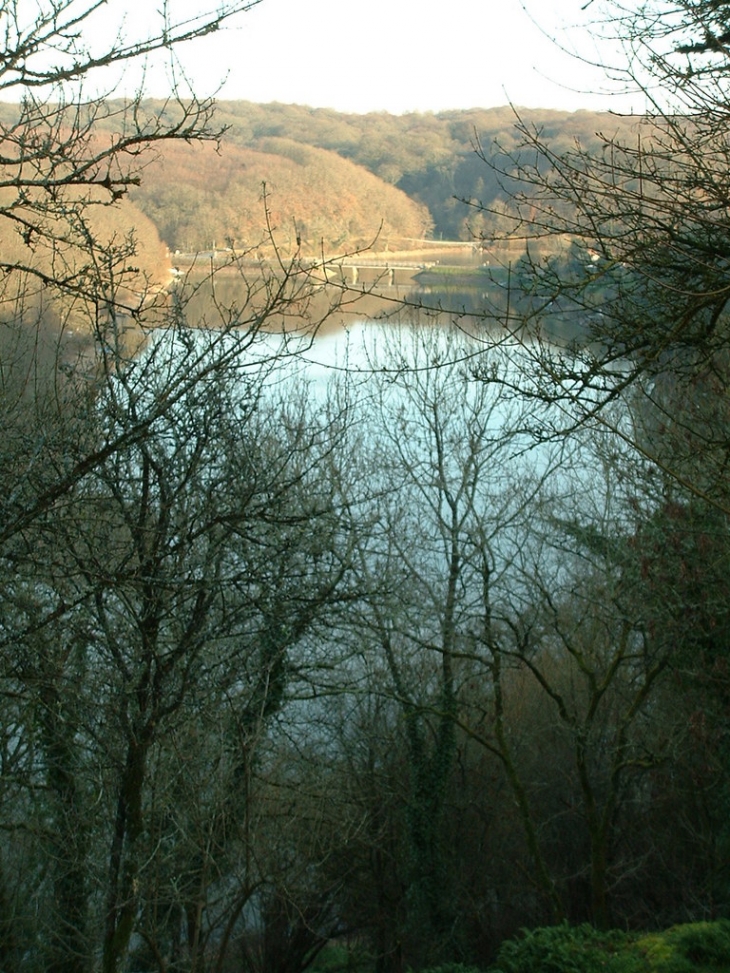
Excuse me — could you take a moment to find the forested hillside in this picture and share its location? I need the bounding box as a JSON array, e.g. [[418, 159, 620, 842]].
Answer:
[[131, 136, 432, 252], [212, 101, 626, 239], [121, 99, 636, 251], [0, 100, 642, 261]]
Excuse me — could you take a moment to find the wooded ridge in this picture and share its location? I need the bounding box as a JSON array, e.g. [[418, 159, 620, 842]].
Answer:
[[114, 100, 645, 254]]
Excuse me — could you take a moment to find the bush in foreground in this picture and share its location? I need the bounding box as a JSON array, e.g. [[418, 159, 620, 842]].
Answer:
[[487, 920, 730, 973]]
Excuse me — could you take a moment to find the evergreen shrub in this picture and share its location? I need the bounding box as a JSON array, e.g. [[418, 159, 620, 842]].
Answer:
[[490, 923, 638, 973], [636, 920, 730, 973], [489, 921, 730, 973]]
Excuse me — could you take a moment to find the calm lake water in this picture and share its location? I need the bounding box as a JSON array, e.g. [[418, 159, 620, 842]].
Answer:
[[172, 252, 590, 352]]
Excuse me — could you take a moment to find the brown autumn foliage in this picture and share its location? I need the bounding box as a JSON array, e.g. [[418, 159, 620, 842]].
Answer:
[[132, 137, 433, 254], [21, 100, 651, 251], [0, 182, 169, 333], [201, 101, 646, 240]]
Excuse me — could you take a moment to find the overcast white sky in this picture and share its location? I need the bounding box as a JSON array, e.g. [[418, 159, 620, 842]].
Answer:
[[111, 0, 645, 115]]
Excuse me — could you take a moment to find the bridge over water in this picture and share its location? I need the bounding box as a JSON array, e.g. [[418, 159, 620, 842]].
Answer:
[[334, 259, 432, 286], [172, 242, 485, 289]]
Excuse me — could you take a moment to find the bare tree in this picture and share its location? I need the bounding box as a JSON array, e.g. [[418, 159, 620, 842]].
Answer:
[[0, 0, 271, 557], [468, 2, 730, 515], [0, 5, 371, 972], [331, 326, 557, 964], [429, 6, 730, 923], [1, 324, 359, 972]]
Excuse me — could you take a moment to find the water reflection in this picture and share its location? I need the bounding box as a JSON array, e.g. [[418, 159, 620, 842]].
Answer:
[[173, 261, 591, 353]]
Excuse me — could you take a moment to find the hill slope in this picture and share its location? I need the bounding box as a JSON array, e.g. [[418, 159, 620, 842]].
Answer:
[[132, 137, 432, 253]]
